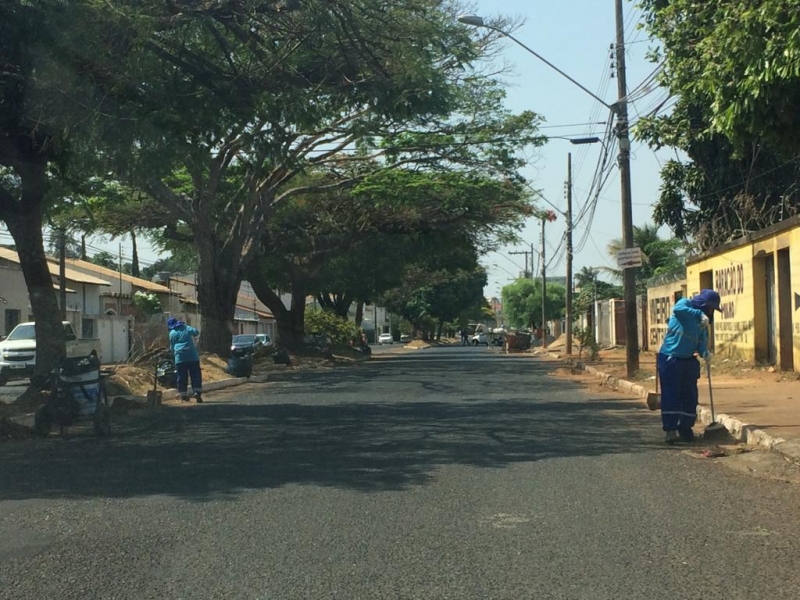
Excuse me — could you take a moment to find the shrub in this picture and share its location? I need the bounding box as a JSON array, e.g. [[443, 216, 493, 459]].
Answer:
[[305, 309, 361, 347]]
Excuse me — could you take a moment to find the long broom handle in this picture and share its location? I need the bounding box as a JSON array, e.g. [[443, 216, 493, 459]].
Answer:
[[706, 361, 716, 421]]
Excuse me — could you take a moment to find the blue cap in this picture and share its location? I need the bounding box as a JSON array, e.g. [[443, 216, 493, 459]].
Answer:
[[167, 317, 179, 330], [692, 289, 722, 321]]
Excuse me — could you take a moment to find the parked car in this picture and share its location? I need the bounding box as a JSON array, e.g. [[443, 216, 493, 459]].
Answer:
[[230, 334, 261, 354], [471, 332, 489, 346], [255, 334, 273, 347], [378, 332, 394, 345], [399, 334, 411, 343], [0, 321, 101, 386]]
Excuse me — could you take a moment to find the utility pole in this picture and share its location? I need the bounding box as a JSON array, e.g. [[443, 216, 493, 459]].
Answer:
[[118, 243, 124, 316], [541, 218, 547, 350], [565, 153, 573, 356], [615, 0, 639, 377], [59, 228, 67, 321], [509, 249, 532, 279]]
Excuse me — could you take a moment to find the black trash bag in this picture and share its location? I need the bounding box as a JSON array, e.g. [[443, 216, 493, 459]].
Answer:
[[272, 347, 291, 366], [227, 353, 253, 378], [156, 352, 176, 388]]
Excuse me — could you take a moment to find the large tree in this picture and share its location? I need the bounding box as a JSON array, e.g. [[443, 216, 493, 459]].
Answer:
[[0, 1, 116, 380], [637, 0, 800, 248], [246, 167, 534, 347], [92, 1, 541, 355], [501, 279, 566, 330]]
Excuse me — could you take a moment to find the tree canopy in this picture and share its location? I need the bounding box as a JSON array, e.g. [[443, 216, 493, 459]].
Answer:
[[637, 0, 800, 248], [501, 279, 565, 330]]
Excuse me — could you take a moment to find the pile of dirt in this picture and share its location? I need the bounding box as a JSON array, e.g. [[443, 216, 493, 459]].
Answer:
[[106, 365, 155, 396], [199, 354, 234, 383], [406, 340, 432, 350], [107, 355, 233, 397], [549, 367, 578, 377], [0, 417, 33, 442]]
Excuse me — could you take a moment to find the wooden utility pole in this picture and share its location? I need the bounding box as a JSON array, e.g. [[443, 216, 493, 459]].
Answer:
[[616, 0, 639, 376], [541, 218, 547, 349], [59, 228, 67, 321], [565, 153, 573, 356]]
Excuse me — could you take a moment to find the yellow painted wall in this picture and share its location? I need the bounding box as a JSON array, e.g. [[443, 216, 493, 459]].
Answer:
[[684, 225, 799, 368], [646, 280, 686, 351], [686, 245, 755, 362]]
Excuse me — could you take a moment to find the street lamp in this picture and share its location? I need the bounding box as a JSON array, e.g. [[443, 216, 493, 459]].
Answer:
[[458, 9, 639, 376]]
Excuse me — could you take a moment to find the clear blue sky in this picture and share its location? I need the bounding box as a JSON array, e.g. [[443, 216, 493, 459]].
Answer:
[[471, 0, 675, 298]]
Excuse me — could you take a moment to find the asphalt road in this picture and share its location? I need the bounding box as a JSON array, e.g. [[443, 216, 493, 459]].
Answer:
[[2, 346, 800, 599]]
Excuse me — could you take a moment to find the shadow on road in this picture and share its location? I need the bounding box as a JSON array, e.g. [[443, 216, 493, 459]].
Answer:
[[0, 359, 656, 502]]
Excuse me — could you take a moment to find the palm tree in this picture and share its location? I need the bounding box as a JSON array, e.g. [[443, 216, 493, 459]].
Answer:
[[604, 223, 685, 290], [574, 266, 599, 290]]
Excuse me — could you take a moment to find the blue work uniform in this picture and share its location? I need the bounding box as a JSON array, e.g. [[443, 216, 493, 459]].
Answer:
[[169, 322, 202, 398], [657, 298, 708, 433]]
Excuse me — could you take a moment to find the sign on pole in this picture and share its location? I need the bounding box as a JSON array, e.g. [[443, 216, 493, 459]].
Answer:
[[616, 247, 643, 269]]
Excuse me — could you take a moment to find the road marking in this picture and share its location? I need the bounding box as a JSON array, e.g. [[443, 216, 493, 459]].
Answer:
[[479, 513, 533, 529]]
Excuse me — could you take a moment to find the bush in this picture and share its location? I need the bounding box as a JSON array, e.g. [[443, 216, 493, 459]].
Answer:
[[305, 309, 360, 347], [573, 325, 599, 361], [132, 291, 162, 316]]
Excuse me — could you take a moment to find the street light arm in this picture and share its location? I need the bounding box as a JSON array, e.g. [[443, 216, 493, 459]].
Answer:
[[458, 16, 619, 114]]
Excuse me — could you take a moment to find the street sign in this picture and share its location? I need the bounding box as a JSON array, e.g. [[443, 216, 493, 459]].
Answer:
[[616, 247, 643, 269]]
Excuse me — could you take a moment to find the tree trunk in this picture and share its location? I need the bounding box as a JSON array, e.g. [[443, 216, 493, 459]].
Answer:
[[3, 197, 66, 385], [195, 237, 242, 357], [245, 263, 308, 350], [130, 229, 140, 278], [80, 233, 87, 260], [355, 301, 364, 326], [276, 287, 308, 350]]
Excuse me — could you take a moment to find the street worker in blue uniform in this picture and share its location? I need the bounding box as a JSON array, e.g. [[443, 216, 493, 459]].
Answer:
[[657, 289, 722, 444], [167, 317, 203, 403]]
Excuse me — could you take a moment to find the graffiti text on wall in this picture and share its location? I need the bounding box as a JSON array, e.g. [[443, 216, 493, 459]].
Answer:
[[648, 295, 672, 348], [714, 320, 752, 345], [714, 263, 744, 319]]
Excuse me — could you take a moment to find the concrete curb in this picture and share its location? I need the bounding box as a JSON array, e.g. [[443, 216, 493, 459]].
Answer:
[[555, 354, 800, 464]]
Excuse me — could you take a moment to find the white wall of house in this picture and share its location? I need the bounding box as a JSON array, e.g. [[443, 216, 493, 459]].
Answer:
[[0, 261, 109, 335], [0, 263, 36, 334]]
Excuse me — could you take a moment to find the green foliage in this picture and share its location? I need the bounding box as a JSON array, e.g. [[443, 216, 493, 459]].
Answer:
[[141, 253, 198, 281], [132, 291, 162, 316], [305, 309, 360, 347], [377, 237, 489, 331], [89, 251, 117, 270], [639, 0, 800, 151], [637, 0, 800, 248], [604, 224, 686, 292], [501, 279, 566, 329], [573, 325, 599, 361]]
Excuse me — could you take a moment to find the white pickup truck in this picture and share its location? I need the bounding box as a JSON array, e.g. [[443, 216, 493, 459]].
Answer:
[[0, 321, 102, 386]]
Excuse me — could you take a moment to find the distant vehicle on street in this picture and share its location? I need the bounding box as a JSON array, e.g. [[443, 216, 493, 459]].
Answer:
[[471, 332, 488, 346], [399, 334, 411, 343], [231, 334, 261, 354], [378, 332, 394, 345]]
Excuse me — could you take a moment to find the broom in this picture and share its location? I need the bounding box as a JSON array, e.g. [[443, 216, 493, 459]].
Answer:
[[646, 362, 660, 411], [703, 358, 727, 439]]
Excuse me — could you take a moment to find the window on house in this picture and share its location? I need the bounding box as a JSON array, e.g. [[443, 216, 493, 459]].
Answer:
[[4, 309, 21, 335]]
